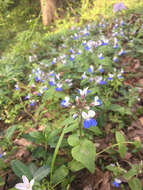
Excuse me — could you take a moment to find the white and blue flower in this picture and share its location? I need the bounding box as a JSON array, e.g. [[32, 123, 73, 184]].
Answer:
[[82, 110, 97, 129], [61, 97, 70, 107], [112, 178, 121, 188], [56, 83, 63, 91], [78, 87, 90, 98], [91, 96, 102, 106]]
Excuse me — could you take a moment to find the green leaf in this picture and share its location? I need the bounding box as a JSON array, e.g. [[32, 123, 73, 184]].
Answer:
[[128, 177, 142, 190], [68, 134, 80, 146], [11, 160, 32, 179], [33, 165, 50, 182], [123, 166, 138, 180], [71, 139, 96, 173], [88, 126, 102, 136], [64, 123, 78, 133], [29, 163, 38, 176], [6, 125, 17, 140], [109, 104, 131, 115], [68, 160, 84, 172], [115, 131, 127, 158], [52, 165, 69, 185]]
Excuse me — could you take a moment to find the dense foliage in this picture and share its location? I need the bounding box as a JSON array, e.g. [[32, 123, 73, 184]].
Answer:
[[0, 1, 143, 190]]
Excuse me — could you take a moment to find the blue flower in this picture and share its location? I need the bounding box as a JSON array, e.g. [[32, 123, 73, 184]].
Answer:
[[82, 110, 97, 129], [30, 100, 35, 106], [61, 97, 70, 107], [70, 55, 75, 61], [107, 74, 114, 81], [15, 84, 19, 90], [98, 53, 104, 60], [112, 178, 121, 188], [88, 65, 94, 73], [56, 83, 63, 91], [84, 46, 90, 51], [113, 56, 118, 62], [24, 94, 30, 100], [83, 119, 97, 128], [35, 76, 40, 82], [91, 96, 102, 106], [113, 43, 119, 49], [49, 81, 55, 86], [118, 49, 126, 56], [99, 65, 104, 73], [113, 2, 126, 13], [56, 87, 63, 91], [99, 80, 107, 85]]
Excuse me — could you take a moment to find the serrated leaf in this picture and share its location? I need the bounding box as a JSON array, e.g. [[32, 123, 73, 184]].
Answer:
[[52, 165, 69, 185], [11, 160, 32, 179], [6, 125, 17, 140], [128, 177, 142, 190], [115, 131, 127, 158], [33, 165, 50, 181], [71, 139, 96, 173]]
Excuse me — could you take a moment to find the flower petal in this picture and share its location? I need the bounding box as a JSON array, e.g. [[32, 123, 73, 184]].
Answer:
[[65, 97, 70, 101], [15, 183, 26, 190], [82, 112, 88, 119], [91, 119, 97, 127], [84, 120, 91, 128], [30, 179, 35, 187], [22, 176, 29, 185], [88, 110, 95, 118]]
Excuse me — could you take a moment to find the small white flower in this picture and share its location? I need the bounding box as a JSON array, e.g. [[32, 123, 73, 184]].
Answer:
[[92, 96, 102, 106], [81, 72, 87, 80], [79, 87, 89, 98], [15, 176, 34, 190], [82, 110, 96, 119]]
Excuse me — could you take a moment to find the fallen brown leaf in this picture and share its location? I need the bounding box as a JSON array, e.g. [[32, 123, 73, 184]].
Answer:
[[14, 138, 32, 146], [139, 117, 143, 126]]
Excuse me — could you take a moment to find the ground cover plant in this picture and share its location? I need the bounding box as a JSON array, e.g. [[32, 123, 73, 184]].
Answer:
[[0, 1, 143, 190]]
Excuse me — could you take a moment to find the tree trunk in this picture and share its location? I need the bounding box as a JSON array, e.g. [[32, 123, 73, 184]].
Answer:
[[40, 0, 56, 26]]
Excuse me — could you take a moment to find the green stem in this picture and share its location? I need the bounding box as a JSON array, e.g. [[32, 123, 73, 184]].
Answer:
[[50, 125, 68, 186], [79, 113, 82, 138], [96, 141, 134, 156]]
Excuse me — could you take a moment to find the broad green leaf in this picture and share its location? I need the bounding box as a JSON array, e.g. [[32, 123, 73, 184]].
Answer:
[[68, 160, 84, 172], [33, 165, 50, 182], [11, 160, 32, 179], [29, 163, 38, 176], [115, 131, 127, 158], [109, 104, 131, 115], [68, 134, 80, 146], [71, 139, 96, 173], [64, 123, 78, 133], [52, 165, 69, 185], [128, 177, 142, 190], [6, 125, 17, 140], [123, 165, 138, 180]]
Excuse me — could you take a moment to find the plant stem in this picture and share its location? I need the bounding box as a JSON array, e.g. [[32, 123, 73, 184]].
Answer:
[[96, 141, 134, 156], [50, 125, 68, 186], [79, 110, 82, 138]]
